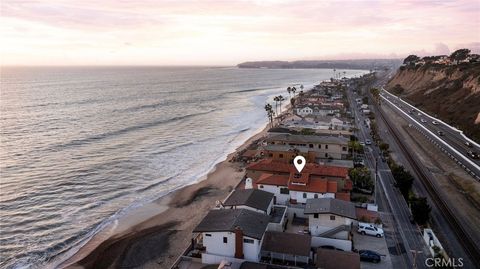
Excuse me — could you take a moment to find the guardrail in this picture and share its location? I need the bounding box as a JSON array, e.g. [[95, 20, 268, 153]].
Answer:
[[380, 94, 480, 181], [381, 88, 480, 149]]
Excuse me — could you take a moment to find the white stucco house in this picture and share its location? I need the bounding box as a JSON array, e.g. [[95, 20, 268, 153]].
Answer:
[[193, 209, 270, 264], [304, 198, 356, 239], [296, 106, 314, 116], [222, 188, 274, 215]]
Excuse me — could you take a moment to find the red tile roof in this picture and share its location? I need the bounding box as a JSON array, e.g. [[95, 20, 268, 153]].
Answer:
[[355, 207, 379, 222], [289, 178, 330, 193], [289, 172, 310, 185], [336, 192, 351, 202], [246, 159, 348, 179], [257, 173, 290, 186], [327, 181, 337, 193]]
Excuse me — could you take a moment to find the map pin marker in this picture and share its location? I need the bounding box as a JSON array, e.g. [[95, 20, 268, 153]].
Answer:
[[293, 156, 306, 173]]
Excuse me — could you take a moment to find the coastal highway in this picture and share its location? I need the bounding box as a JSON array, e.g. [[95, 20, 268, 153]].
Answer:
[[347, 85, 427, 269], [380, 89, 480, 181]]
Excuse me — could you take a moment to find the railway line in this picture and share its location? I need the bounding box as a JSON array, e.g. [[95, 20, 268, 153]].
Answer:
[[375, 102, 480, 265]]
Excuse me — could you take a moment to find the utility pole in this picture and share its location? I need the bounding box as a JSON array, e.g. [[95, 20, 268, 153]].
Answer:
[[410, 250, 423, 269]]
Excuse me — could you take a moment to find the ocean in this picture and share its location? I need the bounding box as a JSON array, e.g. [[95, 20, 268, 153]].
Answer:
[[0, 66, 367, 268]]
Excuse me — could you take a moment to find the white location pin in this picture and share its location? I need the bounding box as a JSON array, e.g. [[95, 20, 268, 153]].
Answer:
[[293, 156, 306, 173]]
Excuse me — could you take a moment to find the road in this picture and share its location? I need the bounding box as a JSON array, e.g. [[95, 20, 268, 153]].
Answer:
[[380, 89, 480, 181], [346, 81, 428, 269]]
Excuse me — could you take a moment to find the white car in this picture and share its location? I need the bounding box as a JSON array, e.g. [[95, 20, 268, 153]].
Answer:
[[432, 121, 439, 125], [358, 223, 384, 238], [365, 139, 372, 145], [420, 119, 427, 123]]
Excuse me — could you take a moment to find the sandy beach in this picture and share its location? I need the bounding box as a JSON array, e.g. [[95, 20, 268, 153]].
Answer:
[[62, 125, 269, 269]]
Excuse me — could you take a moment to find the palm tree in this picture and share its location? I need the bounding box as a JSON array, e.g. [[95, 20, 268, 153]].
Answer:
[[273, 96, 279, 115], [264, 104, 275, 127], [278, 95, 285, 113], [291, 86, 297, 97], [287, 86, 292, 97], [300, 84, 304, 91]]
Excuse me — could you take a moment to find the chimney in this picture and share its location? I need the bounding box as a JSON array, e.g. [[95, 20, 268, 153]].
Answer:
[[245, 178, 253, 189], [234, 226, 244, 259]]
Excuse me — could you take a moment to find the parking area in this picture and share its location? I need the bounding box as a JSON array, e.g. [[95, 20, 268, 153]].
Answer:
[[353, 230, 393, 269]]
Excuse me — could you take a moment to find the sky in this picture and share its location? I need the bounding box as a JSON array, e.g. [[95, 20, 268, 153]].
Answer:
[[1, 0, 479, 66]]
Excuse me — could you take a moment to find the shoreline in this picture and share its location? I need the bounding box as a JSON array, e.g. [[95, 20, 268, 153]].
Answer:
[[61, 123, 270, 268]]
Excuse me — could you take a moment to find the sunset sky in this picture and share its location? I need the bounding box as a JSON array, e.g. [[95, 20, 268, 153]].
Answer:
[[1, 0, 479, 66]]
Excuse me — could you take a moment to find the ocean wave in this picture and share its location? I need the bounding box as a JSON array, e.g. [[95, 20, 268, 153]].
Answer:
[[50, 109, 216, 150]]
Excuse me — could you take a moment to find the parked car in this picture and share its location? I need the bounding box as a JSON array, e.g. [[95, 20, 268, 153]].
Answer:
[[359, 142, 366, 146], [467, 151, 479, 159], [358, 223, 384, 238], [417, 113, 421, 116], [420, 118, 427, 123], [359, 250, 381, 263], [465, 141, 473, 148], [432, 121, 439, 125], [437, 131, 444, 136], [365, 139, 372, 145]]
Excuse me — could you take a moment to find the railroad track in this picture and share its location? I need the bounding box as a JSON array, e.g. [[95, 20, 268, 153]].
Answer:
[[376, 103, 480, 265]]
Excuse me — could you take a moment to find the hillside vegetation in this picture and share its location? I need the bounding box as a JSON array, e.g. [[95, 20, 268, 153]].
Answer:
[[386, 50, 480, 142]]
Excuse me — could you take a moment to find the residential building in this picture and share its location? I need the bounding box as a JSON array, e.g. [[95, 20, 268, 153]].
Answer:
[[316, 248, 360, 269], [261, 231, 311, 265], [222, 189, 274, 215], [193, 209, 270, 264], [265, 133, 350, 159], [304, 198, 356, 239], [296, 106, 313, 116]]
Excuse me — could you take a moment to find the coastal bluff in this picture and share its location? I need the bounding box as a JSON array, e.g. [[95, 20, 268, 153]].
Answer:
[[386, 59, 480, 142]]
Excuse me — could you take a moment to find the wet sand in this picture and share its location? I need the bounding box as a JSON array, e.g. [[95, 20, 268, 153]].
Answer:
[[62, 125, 268, 269]]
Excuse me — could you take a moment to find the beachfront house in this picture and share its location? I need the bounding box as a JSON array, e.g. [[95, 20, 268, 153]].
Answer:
[[304, 198, 356, 239], [193, 209, 270, 264], [265, 133, 350, 160], [244, 160, 352, 205], [296, 106, 314, 116], [222, 189, 274, 215]]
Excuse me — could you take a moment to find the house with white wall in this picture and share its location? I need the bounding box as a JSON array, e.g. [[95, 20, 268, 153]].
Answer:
[[296, 106, 314, 116], [193, 209, 270, 264], [222, 189, 274, 215], [304, 198, 356, 239]]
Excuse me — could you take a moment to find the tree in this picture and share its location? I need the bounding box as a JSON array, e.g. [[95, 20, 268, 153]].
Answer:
[[391, 165, 414, 200], [411, 197, 431, 225], [264, 104, 275, 128], [450, 48, 470, 63], [277, 95, 285, 113], [403, 55, 420, 65], [370, 88, 380, 103], [287, 86, 292, 97], [349, 167, 373, 190], [300, 84, 304, 91], [300, 128, 315, 135], [290, 97, 296, 108], [291, 86, 297, 97], [273, 96, 279, 115], [379, 143, 390, 152]]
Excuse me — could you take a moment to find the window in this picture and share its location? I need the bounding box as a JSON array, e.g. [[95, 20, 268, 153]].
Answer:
[[318, 144, 321, 149], [314, 213, 319, 218], [325, 153, 328, 158], [268, 153, 273, 157], [342, 146, 347, 151], [223, 237, 228, 243], [330, 215, 336, 221], [309, 144, 313, 148], [325, 145, 329, 149], [243, 238, 254, 244], [205, 234, 212, 237], [303, 193, 307, 198], [259, 185, 264, 189], [279, 154, 284, 158], [314, 194, 318, 198], [280, 188, 289, 194]]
